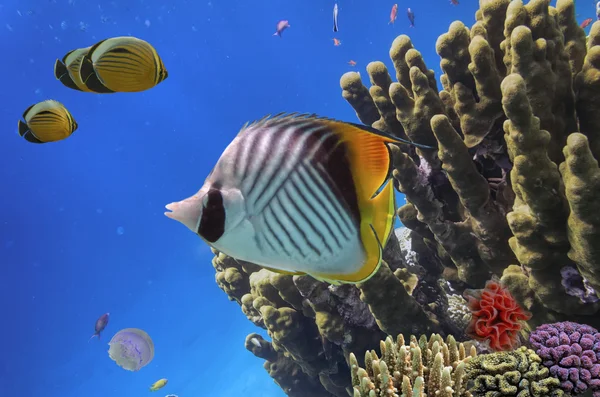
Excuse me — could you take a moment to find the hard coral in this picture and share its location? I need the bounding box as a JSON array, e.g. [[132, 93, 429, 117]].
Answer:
[[350, 333, 476, 397], [529, 321, 600, 397], [463, 278, 531, 351], [465, 346, 567, 396]]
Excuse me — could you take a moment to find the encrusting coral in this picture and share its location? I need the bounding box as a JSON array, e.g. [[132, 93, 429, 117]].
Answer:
[[200, 0, 600, 395]]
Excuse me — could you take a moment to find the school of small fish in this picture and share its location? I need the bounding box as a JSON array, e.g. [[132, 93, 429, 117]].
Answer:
[[18, 2, 600, 395]]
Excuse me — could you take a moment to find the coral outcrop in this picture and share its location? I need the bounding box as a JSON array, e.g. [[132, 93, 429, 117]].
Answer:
[[340, 0, 600, 322], [201, 0, 600, 395]]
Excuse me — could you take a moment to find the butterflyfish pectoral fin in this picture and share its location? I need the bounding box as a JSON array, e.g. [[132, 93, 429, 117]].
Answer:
[[261, 266, 306, 276]]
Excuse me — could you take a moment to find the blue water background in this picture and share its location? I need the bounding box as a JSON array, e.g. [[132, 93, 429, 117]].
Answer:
[[0, 1, 595, 396]]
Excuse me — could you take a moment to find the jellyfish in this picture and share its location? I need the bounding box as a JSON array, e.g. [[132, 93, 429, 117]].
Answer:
[[107, 328, 154, 371]]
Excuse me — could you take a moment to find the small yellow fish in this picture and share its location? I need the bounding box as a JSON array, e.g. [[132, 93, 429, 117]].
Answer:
[[54, 46, 95, 92], [164, 113, 435, 284], [149, 378, 168, 391], [18, 100, 78, 144], [79, 36, 168, 93]]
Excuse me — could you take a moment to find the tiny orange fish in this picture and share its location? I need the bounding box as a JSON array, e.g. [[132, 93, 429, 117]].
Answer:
[[333, 38, 341, 46], [581, 18, 593, 28], [348, 60, 356, 66], [389, 4, 398, 24]]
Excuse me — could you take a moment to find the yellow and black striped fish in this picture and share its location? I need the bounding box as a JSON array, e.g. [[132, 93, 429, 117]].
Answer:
[[78, 36, 168, 93], [54, 46, 95, 92], [18, 100, 78, 144], [164, 113, 435, 285]]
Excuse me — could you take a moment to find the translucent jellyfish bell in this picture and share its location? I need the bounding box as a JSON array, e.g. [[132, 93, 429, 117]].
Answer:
[[107, 328, 154, 371]]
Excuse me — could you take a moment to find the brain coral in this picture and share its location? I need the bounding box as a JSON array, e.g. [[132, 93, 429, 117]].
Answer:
[[529, 321, 600, 397], [465, 346, 567, 396], [463, 278, 531, 351]]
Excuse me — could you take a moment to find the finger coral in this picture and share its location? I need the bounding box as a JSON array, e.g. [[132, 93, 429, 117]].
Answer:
[[529, 321, 600, 396], [463, 278, 531, 351], [341, 0, 600, 321], [465, 346, 567, 396], [350, 333, 476, 397]]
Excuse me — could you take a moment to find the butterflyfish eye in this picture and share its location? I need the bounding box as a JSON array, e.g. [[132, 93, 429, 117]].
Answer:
[[197, 189, 225, 243]]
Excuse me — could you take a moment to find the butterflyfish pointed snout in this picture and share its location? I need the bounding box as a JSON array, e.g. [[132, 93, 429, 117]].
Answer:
[[164, 197, 202, 233]]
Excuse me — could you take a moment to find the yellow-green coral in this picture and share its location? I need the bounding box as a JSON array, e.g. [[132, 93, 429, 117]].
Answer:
[[340, 0, 600, 322], [465, 346, 566, 396], [561, 133, 600, 295], [350, 334, 476, 397]]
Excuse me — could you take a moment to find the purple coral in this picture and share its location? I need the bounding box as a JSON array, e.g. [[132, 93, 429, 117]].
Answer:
[[529, 321, 600, 396], [560, 265, 600, 304]]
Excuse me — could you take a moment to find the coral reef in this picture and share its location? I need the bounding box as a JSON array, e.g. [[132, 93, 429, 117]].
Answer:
[[465, 346, 567, 396], [463, 278, 531, 351], [350, 333, 476, 397], [529, 321, 600, 396], [201, 0, 600, 395], [340, 0, 600, 323]]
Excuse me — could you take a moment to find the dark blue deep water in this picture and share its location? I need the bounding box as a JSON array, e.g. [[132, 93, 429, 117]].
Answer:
[[0, 1, 595, 396]]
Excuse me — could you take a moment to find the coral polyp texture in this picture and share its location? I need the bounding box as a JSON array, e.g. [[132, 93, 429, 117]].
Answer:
[[463, 278, 531, 351], [529, 321, 600, 396], [465, 346, 568, 396], [201, 0, 600, 395], [350, 333, 476, 397]]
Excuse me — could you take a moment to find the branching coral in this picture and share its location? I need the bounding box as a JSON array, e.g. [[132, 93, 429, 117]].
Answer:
[[350, 333, 476, 397]]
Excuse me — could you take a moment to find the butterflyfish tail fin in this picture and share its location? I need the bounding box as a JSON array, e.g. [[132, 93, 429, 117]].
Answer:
[[79, 56, 114, 93], [18, 120, 28, 137], [17, 121, 43, 143], [54, 59, 83, 91]]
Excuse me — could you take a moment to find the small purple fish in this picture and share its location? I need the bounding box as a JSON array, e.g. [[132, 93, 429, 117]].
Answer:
[[273, 20, 290, 37], [407, 8, 415, 28], [89, 312, 109, 342]]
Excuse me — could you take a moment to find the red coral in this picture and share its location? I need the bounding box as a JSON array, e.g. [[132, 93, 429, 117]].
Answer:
[[463, 279, 532, 351]]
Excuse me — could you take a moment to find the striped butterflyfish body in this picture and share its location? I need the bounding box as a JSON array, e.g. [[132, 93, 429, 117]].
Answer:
[[78, 36, 168, 93], [54, 46, 95, 92], [18, 100, 78, 144], [164, 113, 435, 284]]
